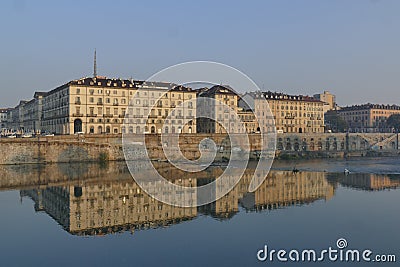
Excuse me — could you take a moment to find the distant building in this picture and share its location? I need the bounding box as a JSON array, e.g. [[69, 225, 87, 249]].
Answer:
[[6, 101, 28, 132], [241, 91, 325, 134], [22, 92, 46, 134], [337, 103, 400, 133], [237, 107, 260, 134], [314, 91, 336, 112], [339, 173, 400, 191], [0, 108, 10, 129]]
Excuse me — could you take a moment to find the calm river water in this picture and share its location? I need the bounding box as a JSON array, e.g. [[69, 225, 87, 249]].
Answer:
[[0, 158, 399, 267]]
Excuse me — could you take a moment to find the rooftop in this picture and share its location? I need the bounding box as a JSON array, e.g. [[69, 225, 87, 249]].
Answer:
[[47, 77, 145, 96], [171, 85, 194, 92], [246, 91, 323, 103], [339, 103, 400, 111], [198, 85, 238, 96]]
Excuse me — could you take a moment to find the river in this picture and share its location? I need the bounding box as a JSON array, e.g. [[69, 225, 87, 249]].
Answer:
[[0, 158, 399, 266]]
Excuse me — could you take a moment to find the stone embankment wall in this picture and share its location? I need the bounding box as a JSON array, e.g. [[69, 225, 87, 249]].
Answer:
[[0, 133, 399, 165]]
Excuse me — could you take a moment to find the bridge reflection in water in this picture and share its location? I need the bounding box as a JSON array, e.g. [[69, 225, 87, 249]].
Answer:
[[0, 162, 396, 236]]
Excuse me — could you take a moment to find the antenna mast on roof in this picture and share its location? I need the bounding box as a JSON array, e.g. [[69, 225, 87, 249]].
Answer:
[[93, 49, 97, 78]]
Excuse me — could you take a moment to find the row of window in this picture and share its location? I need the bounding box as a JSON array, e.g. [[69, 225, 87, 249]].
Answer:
[[84, 125, 192, 134], [75, 88, 195, 99]]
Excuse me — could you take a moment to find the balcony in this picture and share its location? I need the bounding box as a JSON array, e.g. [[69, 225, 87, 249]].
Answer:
[[75, 101, 81, 105], [103, 114, 113, 118], [72, 113, 84, 117], [119, 115, 125, 118], [176, 115, 184, 119], [87, 114, 97, 117], [97, 102, 103, 105], [148, 115, 158, 118], [113, 103, 119, 106]]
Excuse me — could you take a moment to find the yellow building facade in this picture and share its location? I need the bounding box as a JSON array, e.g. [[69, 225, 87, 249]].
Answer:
[[241, 91, 325, 134]]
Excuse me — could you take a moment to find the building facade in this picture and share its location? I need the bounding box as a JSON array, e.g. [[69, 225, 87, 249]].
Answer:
[[197, 85, 245, 134], [5, 76, 331, 136], [41, 77, 143, 135], [5, 77, 198, 135], [126, 83, 197, 134], [241, 91, 325, 134], [0, 108, 9, 130], [338, 104, 400, 133], [6, 101, 27, 132], [237, 108, 260, 133], [21, 92, 46, 134]]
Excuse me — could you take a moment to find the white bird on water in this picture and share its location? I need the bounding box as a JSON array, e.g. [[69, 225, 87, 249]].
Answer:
[[344, 169, 351, 175]]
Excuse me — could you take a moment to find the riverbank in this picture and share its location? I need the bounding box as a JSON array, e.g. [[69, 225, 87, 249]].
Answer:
[[0, 133, 398, 165]]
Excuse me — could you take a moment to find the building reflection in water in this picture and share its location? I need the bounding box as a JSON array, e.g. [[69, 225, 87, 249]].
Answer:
[[14, 162, 400, 236], [327, 172, 400, 191]]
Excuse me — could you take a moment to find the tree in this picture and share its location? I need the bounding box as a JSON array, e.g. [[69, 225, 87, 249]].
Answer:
[[324, 110, 348, 133], [386, 114, 400, 132]]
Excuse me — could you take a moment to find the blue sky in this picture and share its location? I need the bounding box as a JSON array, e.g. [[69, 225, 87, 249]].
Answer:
[[1, 0, 399, 107]]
